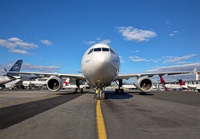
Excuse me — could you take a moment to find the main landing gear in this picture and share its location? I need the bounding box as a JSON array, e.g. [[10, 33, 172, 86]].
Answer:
[[74, 88, 83, 93], [115, 79, 124, 94], [74, 79, 84, 93], [94, 89, 106, 100]]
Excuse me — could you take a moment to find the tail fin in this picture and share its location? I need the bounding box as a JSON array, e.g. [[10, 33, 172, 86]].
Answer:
[[8, 60, 23, 76], [64, 78, 70, 85], [160, 76, 166, 84], [178, 79, 185, 86]]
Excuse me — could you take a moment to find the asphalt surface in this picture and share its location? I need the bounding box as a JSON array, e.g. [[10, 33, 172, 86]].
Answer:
[[0, 89, 200, 139]]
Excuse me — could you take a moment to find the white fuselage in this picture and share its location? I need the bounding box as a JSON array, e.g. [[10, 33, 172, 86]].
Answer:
[[0, 76, 15, 85], [81, 43, 120, 88]]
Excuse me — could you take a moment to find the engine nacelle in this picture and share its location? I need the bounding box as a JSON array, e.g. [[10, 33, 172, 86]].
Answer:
[[136, 77, 153, 92], [46, 76, 62, 92]]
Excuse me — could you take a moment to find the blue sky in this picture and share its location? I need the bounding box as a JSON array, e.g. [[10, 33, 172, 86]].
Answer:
[[0, 0, 200, 81]]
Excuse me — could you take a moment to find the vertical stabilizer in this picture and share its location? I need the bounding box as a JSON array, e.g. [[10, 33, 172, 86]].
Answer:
[[8, 60, 23, 76], [178, 79, 185, 86], [160, 76, 166, 84]]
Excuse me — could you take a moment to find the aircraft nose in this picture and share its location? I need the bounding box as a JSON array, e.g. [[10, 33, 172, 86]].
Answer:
[[98, 57, 106, 63]]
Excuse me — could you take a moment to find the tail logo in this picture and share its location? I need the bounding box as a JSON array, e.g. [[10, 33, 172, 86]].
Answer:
[[13, 64, 19, 71]]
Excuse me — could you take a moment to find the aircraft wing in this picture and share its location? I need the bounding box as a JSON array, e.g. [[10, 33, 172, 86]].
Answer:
[[115, 71, 191, 80], [8, 71, 86, 81]]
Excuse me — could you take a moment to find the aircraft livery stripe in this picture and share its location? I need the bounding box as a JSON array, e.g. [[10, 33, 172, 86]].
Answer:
[[96, 100, 107, 139]]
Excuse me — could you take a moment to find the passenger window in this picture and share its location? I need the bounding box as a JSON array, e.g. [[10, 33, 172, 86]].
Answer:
[[94, 48, 101, 52], [88, 49, 93, 55], [110, 48, 115, 54], [102, 48, 109, 52]]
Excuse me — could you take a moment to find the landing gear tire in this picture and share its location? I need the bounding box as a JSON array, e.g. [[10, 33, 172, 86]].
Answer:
[[115, 89, 124, 94], [95, 91, 106, 100], [100, 92, 106, 100], [74, 88, 78, 93]]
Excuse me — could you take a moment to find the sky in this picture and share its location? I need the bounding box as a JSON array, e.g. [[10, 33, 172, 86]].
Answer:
[[0, 0, 200, 82]]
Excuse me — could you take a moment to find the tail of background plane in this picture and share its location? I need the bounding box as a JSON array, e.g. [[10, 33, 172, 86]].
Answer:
[[64, 78, 70, 86], [178, 79, 185, 86], [160, 76, 166, 84], [8, 60, 23, 76]]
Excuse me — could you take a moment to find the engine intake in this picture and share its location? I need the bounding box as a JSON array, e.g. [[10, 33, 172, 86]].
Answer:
[[136, 77, 153, 92], [46, 76, 62, 92]]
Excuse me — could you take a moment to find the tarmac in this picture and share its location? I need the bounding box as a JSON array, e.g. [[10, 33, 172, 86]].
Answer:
[[0, 89, 199, 139]]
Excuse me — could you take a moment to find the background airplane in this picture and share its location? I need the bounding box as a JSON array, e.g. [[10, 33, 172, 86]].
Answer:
[[178, 79, 200, 92], [9, 44, 191, 99], [0, 60, 23, 89], [159, 76, 182, 91]]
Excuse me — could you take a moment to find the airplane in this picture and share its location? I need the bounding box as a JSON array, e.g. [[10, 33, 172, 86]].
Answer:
[[0, 60, 23, 89], [1, 79, 21, 89], [178, 79, 200, 91], [8, 43, 191, 99], [22, 77, 48, 90], [63, 78, 89, 90], [159, 76, 183, 91], [121, 83, 137, 90]]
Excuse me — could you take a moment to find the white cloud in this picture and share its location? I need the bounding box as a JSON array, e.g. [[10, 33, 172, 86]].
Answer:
[[131, 50, 139, 53], [0, 38, 38, 50], [116, 26, 157, 42], [146, 63, 200, 81], [8, 37, 38, 49], [163, 54, 197, 64], [15, 41, 38, 49], [85, 41, 96, 45], [0, 62, 60, 75], [119, 56, 125, 63], [9, 49, 32, 55], [40, 40, 53, 46], [0, 39, 16, 49], [173, 30, 179, 33], [129, 56, 161, 63], [0, 37, 38, 55], [146, 63, 200, 72], [129, 56, 148, 62], [85, 38, 111, 45], [96, 37, 101, 40], [99, 39, 111, 44], [53, 63, 62, 65], [120, 60, 125, 63], [8, 37, 22, 42], [21, 63, 60, 72], [169, 30, 179, 37]]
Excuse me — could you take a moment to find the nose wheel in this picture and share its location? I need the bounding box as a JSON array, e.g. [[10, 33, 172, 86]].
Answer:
[[94, 89, 105, 100]]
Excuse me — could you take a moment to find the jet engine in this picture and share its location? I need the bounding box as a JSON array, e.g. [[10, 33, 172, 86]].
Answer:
[[46, 76, 62, 92], [136, 77, 153, 92]]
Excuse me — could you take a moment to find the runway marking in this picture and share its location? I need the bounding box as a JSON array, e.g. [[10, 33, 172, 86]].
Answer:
[[0, 94, 57, 106], [96, 100, 107, 139]]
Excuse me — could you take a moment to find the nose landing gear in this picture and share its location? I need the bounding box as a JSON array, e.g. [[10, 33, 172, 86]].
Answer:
[[94, 89, 106, 100]]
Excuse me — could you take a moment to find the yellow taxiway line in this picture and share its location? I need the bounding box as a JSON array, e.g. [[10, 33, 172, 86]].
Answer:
[[96, 100, 107, 139], [0, 94, 57, 106]]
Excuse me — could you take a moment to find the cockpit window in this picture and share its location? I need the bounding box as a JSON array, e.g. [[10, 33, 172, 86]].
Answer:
[[110, 48, 115, 55], [94, 48, 101, 52], [88, 49, 93, 55], [102, 48, 109, 52]]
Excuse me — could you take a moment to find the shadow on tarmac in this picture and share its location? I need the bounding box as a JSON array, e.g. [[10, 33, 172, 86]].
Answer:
[[104, 91, 134, 99], [0, 93, 82, 129]]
